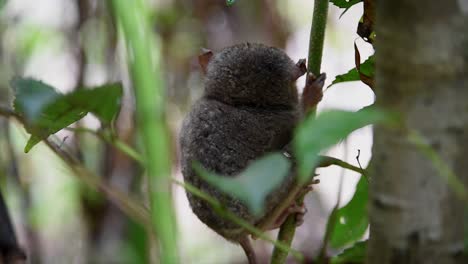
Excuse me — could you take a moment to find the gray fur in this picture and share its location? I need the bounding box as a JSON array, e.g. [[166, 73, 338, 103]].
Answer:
[[179, 43, 300, 242]]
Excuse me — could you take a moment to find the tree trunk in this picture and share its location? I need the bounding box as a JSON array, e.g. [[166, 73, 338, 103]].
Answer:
[[368, 1, 468, 263]]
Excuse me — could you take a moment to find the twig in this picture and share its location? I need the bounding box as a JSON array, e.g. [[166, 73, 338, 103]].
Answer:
[[0, 105, 152, 229], [318, 155, 366, 176]]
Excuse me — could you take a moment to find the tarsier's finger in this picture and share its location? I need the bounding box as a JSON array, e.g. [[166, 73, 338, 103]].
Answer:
[[307, 72, 326, 86], [293, 59, 307, 80], [294, 205, 308, 227]]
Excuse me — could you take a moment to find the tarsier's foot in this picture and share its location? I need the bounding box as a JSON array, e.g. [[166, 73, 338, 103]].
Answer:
[[267, 203, 307, 230], [289, 203, 307, 226], [267, 179, 321, 230]]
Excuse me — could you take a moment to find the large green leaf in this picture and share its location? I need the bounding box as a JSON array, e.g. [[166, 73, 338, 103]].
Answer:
[[330, 240, 367, 264], [294, 107, 386, 182], [12, 78, 123, 152], [330, 175, 368, 248], [328, 55, 374, 88], [193, 153, 291, 216]]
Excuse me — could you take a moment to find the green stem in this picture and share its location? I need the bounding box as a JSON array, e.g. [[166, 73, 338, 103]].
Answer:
[[272, 1, 328, 263], [110, 0, 179, 263], [307, 0, 328, 76]]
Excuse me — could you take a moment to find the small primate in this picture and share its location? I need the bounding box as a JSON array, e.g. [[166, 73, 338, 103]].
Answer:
[[179, 43, 325, 263]]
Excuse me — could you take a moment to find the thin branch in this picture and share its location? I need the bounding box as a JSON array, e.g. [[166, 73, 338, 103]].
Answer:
[[0, 105, 152, 229], [307, 0, 329, 77], [317, 155, 366, 176], [272, 1, 329, 259]]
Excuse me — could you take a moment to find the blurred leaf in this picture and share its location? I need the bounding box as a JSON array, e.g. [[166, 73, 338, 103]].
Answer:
[[0, 0, 7, 10], [16, 26, 62, 59], [12, 78, 123, 152], [122, 219, 148, 264], [226, 0, 236, 6], [194, 153, 291, 216], [330, 240, 367, 264], [328, 55, 374, 88], [330, 175, 368, 248], [294, 107, 386, 182]]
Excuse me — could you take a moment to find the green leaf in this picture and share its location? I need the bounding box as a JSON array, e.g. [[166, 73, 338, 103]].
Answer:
[[65, 83, 123, 124], [330, 240, 367, 264], [12, 78, 61, 122], [12, 78, 123, 152], [294, 107, 386, 182], [330, 0, 362, 8], [330, 0, 362, 17], [328, 55, 374, 88], [226, 0, 236, 6], [330, 175, 368, 248], [193, 153, 291, 216]]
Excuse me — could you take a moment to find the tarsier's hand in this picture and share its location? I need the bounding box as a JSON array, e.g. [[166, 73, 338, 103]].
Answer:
[[302, 72, 326, 114]]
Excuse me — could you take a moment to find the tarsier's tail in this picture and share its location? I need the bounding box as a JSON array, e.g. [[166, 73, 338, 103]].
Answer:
[[239, 236, 257, 264]]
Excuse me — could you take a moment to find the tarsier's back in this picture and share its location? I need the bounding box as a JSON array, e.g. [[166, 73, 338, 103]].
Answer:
[[179, 43, 301, 241]]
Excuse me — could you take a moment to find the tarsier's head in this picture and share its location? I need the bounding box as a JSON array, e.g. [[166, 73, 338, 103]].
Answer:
[[200, 43, 306, 109]]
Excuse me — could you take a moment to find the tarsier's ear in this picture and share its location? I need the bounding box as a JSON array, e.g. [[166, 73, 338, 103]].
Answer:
[[292, 59, 307, 80], [198, 48, 213, 75]]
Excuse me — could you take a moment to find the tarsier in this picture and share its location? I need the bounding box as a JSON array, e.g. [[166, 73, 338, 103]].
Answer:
[[179, 43, 325, 264]]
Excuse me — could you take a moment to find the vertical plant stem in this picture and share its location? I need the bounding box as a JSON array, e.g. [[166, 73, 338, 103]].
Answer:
[[110, 1, 179, 263], [307, 0, 328, 76], [271, 0, 328, 263]]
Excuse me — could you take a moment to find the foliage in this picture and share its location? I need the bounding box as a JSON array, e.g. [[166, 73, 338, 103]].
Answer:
[[294, 107, 386, 182], [12, 78, 122, 152], [330, 175, 368, 248], [328, 55, 374, 88], [194, 153, 291, 216], [330, 0, 362, 17], [330, 240, 367, 264], [329, 0, 362, 9]]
